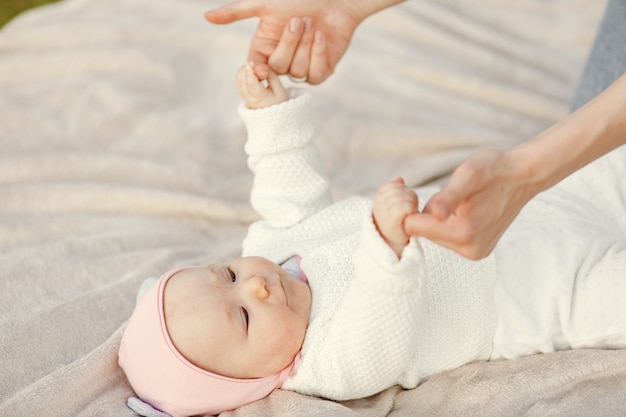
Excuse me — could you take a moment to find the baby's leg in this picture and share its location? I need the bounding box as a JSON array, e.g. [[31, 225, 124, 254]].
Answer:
[[557, 129, 626, 348], [493, 176, 626, 359], [564, 240, 626, 350], [554, 144, 626, 234]]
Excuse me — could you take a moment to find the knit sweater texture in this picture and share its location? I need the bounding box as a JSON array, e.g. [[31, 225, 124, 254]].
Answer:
[[238, 90, 497, 401]]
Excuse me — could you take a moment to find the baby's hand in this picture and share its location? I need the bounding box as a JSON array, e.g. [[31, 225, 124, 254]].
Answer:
[[236, 62, 288, 109], [373, 178, 419, 258]]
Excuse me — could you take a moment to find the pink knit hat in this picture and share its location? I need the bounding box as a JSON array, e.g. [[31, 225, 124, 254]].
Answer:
[[118, 267, 295, 417]]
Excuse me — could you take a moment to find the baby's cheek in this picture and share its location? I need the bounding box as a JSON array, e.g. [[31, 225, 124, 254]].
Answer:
[[275, 311, 306, 348], [255, 315, 304, 371]]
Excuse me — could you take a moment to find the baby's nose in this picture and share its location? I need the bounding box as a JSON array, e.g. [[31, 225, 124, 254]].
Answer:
[[246, 275, 269, 300]]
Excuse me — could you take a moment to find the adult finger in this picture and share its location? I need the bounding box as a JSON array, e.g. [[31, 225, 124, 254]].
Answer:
[[289, 18, 315, 79], [404, 212, 448, 241], [247, 47, 269, 67], [307, 30, 331, 85], [204, 0, 260, 24], [404, 212, 492, 261], [268, 17, 305, 74], [404, 213, 468, 256], [423, 167, 477, 220], [253, 63, 271, 80]]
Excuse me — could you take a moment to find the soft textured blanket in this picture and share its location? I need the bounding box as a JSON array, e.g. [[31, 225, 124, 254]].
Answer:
[[2, 0, 625, 416]]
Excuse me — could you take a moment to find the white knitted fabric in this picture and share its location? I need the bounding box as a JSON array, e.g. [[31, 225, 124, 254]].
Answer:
[[492, 143, 626, 360], [238, 90, 497, 401]]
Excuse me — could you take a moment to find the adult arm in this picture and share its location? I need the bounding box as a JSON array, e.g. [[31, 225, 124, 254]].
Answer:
[[405, 72, 626, 260], [205, 0, 405, 84]]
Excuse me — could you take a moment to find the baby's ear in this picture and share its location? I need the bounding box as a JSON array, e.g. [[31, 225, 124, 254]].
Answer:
[[127, 397, 172, 417]]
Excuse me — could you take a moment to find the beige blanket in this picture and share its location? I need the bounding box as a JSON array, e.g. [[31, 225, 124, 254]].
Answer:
[[3, 0, 626, 416]]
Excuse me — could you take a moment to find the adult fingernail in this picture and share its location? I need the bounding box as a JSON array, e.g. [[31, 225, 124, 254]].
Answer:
[[303, 17, 313, 32], [289, 17, 301, 33]]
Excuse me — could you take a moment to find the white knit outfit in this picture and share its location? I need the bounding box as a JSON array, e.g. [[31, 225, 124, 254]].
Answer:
[[238, 89, 626, 401], [491, 138, 626, 359], [239, 90, 496, 400]]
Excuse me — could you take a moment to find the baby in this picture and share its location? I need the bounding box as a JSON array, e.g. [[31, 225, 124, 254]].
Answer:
[[119, 62, 626, 417]]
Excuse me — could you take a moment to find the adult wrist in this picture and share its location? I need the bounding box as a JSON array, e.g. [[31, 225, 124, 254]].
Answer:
[[503, 143, 547, 204]]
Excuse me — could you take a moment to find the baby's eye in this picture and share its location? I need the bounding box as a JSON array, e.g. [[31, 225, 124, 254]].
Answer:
[[227, 268, 236, 282]]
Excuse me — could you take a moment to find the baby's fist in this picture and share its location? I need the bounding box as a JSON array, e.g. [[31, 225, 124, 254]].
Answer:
[[373, 178, 419, 258], [236, 62, 288, 109]]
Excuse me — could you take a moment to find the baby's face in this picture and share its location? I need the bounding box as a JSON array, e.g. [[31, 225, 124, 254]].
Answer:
[[163, 256, 311, 379]]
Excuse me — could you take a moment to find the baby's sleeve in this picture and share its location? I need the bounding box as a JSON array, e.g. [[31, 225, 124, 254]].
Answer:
[[239, 89, 333, 229], [284, 212, 428, 400]]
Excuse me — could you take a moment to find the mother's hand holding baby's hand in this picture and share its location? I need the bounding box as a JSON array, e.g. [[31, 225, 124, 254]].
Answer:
[[206, 0, 364, 84], [236, 62, 288, 109], [404, 149, 535, 260]]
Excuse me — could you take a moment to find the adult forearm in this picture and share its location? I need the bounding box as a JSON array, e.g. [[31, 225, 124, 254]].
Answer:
[[513, 72, 626, 195], [403, 72, 626, 260]]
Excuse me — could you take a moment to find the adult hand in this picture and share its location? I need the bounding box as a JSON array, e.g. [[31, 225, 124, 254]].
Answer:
[[404, 149, 536, 260], [405, 73, 626, 260], [204, 0, 364, 84]]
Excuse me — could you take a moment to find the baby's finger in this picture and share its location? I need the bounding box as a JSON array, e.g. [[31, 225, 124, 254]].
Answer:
[[392, 189, 419, 212], [264, 70, 287, 103], [245, 62, 261, 85], [268, 17, 304, 74], [236, 64, 251, 97], [244, 62, 266, 94], [289, 17, 314, 79], [377, 178, 408, 196]]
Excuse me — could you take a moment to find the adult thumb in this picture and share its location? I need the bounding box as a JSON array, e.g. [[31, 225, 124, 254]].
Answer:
[[403, 212, 443, 240], [422, 172, 474, 220]]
